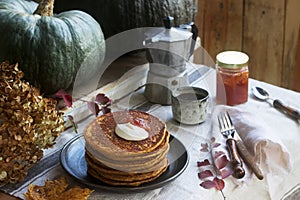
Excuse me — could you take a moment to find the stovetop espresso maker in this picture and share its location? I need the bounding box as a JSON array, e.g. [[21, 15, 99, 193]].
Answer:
[[143, 16, 197, 105]]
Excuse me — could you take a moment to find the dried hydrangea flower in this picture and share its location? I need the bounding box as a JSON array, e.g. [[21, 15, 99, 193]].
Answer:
[[0, 61, 65, 186]]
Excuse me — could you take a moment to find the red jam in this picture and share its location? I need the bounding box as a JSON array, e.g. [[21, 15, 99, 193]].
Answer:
[[132, 118, 150, 131], [216, 51, 249, 106]]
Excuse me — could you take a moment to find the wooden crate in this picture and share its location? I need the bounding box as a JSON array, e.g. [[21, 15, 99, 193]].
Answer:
[[195, 0, 300, 92]]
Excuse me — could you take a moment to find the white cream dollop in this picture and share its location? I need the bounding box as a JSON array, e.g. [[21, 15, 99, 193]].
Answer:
[[115, 123, 149, 141]]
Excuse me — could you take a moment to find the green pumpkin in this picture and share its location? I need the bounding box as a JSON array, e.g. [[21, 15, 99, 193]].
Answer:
[[54, 0, 198, 38], [0, 0, 105, 94]]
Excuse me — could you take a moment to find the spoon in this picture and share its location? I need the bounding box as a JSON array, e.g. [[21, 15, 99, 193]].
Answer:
[[252, 86, 300, 120]]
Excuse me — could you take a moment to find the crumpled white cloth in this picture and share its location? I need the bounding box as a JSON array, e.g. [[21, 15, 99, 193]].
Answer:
[[210, 105, 292, 176]]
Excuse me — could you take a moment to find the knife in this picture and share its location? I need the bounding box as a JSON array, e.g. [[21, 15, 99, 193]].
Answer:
[[273, 99, 300, 121], [235, 134, 264, 180]]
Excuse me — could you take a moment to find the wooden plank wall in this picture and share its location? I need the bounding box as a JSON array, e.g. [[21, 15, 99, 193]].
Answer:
[[293, 26, 300, 91], [195, 0, 300, 92]]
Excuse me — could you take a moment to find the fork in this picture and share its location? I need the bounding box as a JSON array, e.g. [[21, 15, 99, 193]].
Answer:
[[218, 112, 264, 180], [218, 112, 245, 179]]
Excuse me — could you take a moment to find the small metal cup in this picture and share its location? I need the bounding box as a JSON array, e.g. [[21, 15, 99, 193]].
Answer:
[[171, 87, 209, 125]]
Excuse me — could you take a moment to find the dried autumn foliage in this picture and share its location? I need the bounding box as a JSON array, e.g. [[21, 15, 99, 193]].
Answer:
[[197, 137, 233, 200], [87, 93, 111, 116], [0, 61, 65, 186], [24, 177, 93, 200]]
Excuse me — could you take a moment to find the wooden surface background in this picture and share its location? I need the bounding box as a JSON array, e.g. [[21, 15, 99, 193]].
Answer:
[[195, 0, 300, 92]]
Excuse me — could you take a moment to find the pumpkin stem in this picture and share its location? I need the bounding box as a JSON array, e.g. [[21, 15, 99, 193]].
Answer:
[[33, 0, 55, 17]]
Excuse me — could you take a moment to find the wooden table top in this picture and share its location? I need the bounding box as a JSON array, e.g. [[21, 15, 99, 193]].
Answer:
[[0, 192, 20, 200]]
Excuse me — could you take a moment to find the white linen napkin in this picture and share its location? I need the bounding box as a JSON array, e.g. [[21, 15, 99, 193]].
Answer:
[[210, 105, 292, 176]]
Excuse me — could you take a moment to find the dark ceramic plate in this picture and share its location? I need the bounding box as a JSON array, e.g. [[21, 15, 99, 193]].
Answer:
[[60, 135, 189, 192]]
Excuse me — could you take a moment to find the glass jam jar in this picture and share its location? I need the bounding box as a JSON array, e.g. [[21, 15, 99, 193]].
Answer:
[[216, 51, 249, 106]]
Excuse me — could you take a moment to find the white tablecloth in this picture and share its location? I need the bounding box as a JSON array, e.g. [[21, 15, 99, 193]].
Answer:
[[1, 65, 300, 200]]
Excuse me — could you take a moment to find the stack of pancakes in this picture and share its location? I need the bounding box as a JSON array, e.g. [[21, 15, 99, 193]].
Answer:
[[84, 110, 170, 186]]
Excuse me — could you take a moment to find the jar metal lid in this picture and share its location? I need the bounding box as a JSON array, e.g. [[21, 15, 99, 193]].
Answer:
[[216, 51, 249, 68]]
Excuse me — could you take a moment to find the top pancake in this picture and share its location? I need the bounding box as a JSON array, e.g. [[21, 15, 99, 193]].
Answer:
[[84, 110, 167, 156]]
